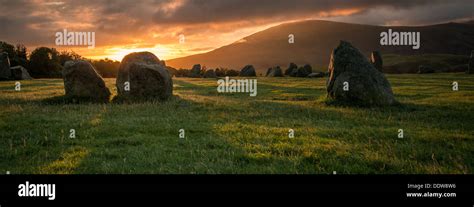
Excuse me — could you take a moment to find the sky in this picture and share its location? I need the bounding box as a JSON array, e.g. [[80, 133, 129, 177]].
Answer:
[[0, 0, 473, 61]]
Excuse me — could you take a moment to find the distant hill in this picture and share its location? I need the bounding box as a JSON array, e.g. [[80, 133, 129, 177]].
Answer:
[[166, 20, 474, 73]]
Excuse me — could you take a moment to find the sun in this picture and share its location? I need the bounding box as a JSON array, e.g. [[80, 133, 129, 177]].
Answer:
[[104, 45, 174, 61]]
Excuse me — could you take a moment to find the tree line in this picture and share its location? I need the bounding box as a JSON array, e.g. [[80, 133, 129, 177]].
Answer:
[[0, 41, 120, 78], [0, 40, 243, 78]]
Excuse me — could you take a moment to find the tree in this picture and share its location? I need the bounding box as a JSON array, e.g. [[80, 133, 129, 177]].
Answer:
[[58, 50, 82, 66], [225, 69, 239, 76], [91, 58, 120, 78], [175, 68, 190, 77], [0, 41, 15, 59], [14, 44, 28, 68], [29, 47, 62, 78]]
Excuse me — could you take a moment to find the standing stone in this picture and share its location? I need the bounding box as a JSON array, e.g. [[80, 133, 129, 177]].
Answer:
[[296, 64, 312, 77], [326, 41, 396, 106], [468, 51, 474, 74], [190, 64, 201, 77], [240, 65, 256, 77], [285, 62, 298, 76], [266, 66, 283, 77], [116, 52, 173, 101], [0, 52, 11, 80], [203, 69, 217, 78], [370, 51, 383, 72], [10, 66, 32, 80], [63, 60, 111, 102]]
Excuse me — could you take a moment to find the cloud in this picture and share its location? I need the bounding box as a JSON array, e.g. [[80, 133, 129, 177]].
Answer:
[[0, 0, 472, 59], [150, 0, 472, 25], [327, 1, 474, 26]]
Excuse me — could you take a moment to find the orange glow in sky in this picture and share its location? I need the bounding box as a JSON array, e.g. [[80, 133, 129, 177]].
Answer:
[[100, 45, 174, 61], [69, 22, 281, 61]]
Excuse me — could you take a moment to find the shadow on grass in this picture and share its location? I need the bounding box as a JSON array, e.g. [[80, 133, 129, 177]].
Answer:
[[65, 94, 251, 173], [321, 96, 403, 108], [41, 95, 110, 105]]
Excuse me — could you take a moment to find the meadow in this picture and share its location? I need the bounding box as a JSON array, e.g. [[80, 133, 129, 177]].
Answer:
[[0, 73, 473, 174]]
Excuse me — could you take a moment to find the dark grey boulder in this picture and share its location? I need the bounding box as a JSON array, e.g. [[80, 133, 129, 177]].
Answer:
[[468, 51, 473, 74], [370, 51, 383, 72], [203, 69, 217, 78], [63, 60, 111, 102], [295, 64, 312, 77], [418, 65, 435, 74], [0, 52, 11, 80], [326, 41, 396, 106], [240, 65, 256, 77], [285, 62, 298, 76], [10, 66, 32, 80], [308, 72, 325, 78], [116, 52, 173, 101], [266, 66, 283, 77]]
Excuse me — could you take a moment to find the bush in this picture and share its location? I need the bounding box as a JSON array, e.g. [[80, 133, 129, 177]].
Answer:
[[91, 58, 120, 78], [28, 47, 62, 78], [59, 51, 82, 66], [175, 69, 190, 77], [225, 69, 239, 77]]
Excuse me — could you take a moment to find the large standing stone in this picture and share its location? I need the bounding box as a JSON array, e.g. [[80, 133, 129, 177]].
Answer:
[[240, 65, 256, 77], [266, 66, 283, 77], [190, 64, 201, 77], [296, 64, 312, 77], [326, 41, 396, 106], [468, 50, 474, 74], [63, 60, 111, 102], [116, 52, 173, 101], [370, 51, 383, 72], [0, 52, 11, 80], [203, 69, 217, 78], [10, 66, 32, 80], [285, 62, 298, 76]]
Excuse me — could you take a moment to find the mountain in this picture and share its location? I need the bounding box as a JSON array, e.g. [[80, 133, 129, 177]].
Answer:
[[166, 20, 474, 73]]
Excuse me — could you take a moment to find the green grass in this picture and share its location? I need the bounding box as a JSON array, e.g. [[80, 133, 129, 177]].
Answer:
[[0, 73, 473, 174]]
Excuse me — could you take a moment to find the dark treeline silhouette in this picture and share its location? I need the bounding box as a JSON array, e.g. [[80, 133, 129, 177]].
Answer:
[[0, 41, 120, 78], [91, 59, 120, 78], [1, 40, 243, 78]]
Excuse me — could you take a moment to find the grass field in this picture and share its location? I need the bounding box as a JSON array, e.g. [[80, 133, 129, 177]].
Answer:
[[0, 73, 473, 174]]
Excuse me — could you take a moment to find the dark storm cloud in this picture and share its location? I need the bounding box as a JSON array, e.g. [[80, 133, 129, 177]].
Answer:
[[151, 0, 472, 24], [327, 0, 474, 26]]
